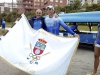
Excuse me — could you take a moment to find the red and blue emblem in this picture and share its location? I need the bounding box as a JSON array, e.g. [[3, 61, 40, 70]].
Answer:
[[33, 39, 47, 55], [27, 38, 47, 65]]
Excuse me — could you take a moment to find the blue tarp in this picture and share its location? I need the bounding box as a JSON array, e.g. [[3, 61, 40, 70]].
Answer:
[[59, 11, 100, 22]]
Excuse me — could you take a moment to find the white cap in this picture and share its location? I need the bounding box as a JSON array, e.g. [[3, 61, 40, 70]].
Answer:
[[46, 5, 54, 10]]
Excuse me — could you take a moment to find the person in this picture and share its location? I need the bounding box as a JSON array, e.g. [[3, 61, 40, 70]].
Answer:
[[16, 9, 47, 30], [88, 22, 92, 32], [70, 22, 79, 32], [45, 5, 79, 37], [28, 9, 47, 30], [87, 23, 100, 75], [1, 19, 6, 35], [16, 9, 58, 30]]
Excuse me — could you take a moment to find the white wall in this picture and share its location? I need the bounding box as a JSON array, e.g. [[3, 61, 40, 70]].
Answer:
[[0, 6, 4, 13]]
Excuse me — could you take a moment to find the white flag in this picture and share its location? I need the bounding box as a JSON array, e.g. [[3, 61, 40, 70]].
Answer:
[[0, 14, 79, 75]]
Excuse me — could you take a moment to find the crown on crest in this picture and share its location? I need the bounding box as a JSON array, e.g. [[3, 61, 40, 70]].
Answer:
[[38, 38, 47, 44]]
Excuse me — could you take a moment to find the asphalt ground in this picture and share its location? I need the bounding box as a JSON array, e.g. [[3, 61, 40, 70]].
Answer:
[[68, 44, 97, 75]]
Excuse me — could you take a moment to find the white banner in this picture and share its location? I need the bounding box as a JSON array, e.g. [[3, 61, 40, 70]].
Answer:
[[0, 14, 79, 75]]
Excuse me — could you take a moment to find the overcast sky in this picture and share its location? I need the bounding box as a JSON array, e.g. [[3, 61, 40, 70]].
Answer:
[[0, 0, 16, 3]]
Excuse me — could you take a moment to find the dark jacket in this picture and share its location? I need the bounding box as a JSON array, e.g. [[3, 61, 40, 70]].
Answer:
[[28, 16, 47, 30]]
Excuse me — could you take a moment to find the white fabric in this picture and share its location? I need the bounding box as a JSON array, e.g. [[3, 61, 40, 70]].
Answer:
[[46, 5, 54, 10], [0, 14, 79, 75]]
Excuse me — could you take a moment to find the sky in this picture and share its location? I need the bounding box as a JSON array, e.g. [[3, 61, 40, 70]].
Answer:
[[0, 0, 16, 3]]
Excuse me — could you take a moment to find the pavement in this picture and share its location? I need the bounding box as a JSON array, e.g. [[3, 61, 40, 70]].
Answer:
[[68, 45, 98, 75], [0, 44, 100, 75]]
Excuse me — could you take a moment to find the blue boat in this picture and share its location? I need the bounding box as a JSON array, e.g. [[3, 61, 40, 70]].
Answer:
[[59, 11, 100, 22], [59, 11, 100, 45]]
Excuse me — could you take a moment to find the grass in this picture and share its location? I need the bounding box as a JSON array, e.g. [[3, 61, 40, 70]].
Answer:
[[79, 25, 97, 31], [60, 25, 97, 31], [6, 22, 12, 27], [0, 22, 98, 35], [0, 22, 12, 35]]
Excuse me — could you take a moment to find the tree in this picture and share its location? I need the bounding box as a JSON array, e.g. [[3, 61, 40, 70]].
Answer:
[[54, 5, 62, 13], [5, 12, 19, 23], [83, 2, 89, 9], [62, 0, 82, 13], [5, 12, 12, 22], [60, 7, 66, 12], [1, 13, 7, 17], [86, 4, 100, 11], [63, 6, 73, 13], [73, 0, 82, 10]]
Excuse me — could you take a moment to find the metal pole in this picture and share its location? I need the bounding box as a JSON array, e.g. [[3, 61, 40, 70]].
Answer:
[[12, 0, 13, 25]]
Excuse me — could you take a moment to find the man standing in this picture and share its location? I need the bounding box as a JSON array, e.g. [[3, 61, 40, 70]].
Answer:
[[28, 9, 46, 30], [16, 9, 47, 30], [1, 19, 6, 35], [45, 5, 79, 37]]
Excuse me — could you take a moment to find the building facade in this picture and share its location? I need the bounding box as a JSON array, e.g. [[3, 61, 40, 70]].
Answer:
[[16, 0, 34, 14], [0, 2, 17, 13], [16, 0, 67, 14], [34, 0, 67, 9], [67, 0, 100, 6]]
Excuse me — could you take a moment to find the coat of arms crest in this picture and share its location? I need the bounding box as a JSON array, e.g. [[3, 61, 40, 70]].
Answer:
[[33, 38, 47, 55], [27, 38, 48, 65]]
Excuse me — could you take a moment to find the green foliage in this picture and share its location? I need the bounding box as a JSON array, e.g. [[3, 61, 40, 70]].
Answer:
[[57, 0, 82, 13], [73, 0, 82, 10], [55, 5, 63, 13], [86, 4, 100, 11], [6, 12, 18, 22], [54, 1, 100, 13], [69, 10, 85, 13], [6, 13, 11, 22], [0, 11, 35, 23], [60, 7, 66, 12], [24, 12, 35, 18], [0, 13, 7, 21], [1, 13, 7, 17], [83, 2, 89, 8], [62, 6, 73, 13]]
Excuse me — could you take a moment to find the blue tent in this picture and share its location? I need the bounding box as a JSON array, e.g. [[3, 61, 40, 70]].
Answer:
[[58, 11, 100, 22]]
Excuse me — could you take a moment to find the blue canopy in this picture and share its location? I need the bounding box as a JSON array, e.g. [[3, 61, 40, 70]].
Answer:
[[58, 11, 100, 22]]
